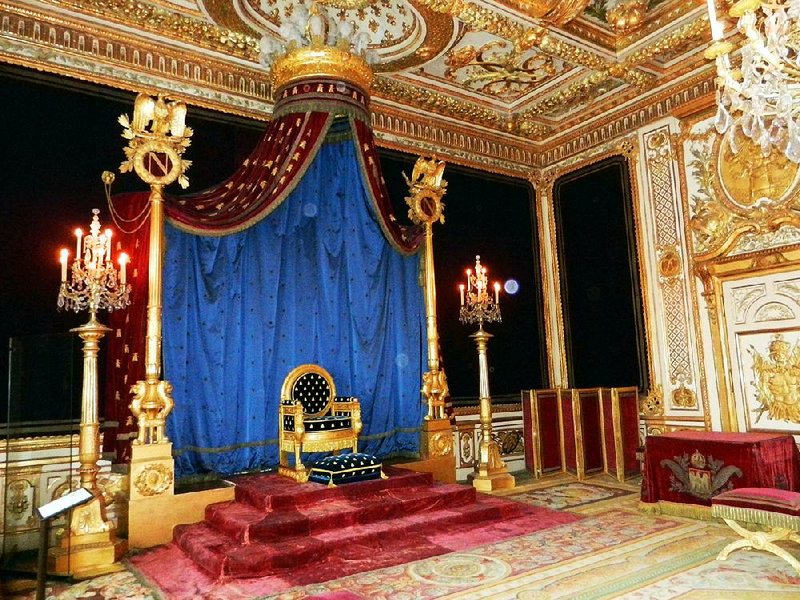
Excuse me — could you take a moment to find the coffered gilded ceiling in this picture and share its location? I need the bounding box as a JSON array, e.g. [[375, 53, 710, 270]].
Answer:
[[0, 0, 715, 171]]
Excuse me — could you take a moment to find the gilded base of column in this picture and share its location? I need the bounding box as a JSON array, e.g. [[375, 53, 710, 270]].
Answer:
[[129, 442, 175, 501], [48, 498, 127, 579], [468, 441, 515, 492], [420, 418, 454, 460], [129, 442, 175, 548]]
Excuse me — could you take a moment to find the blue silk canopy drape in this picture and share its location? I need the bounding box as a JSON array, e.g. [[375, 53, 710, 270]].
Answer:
[[162, 134, 426, 476]]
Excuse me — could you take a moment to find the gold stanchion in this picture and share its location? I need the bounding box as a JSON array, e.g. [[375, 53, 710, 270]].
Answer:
[[118, 94, 192, 545], [404, 158, 455, 466], [51, 209, 130, 577], [459, 256, 515, 492]]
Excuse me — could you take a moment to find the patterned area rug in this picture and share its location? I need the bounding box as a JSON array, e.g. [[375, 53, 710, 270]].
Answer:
[[505, 481, 637, 511], [13, 476, 800, 599]]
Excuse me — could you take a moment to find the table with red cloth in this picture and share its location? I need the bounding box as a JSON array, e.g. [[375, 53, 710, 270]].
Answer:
[[640, 431, 800, 515]]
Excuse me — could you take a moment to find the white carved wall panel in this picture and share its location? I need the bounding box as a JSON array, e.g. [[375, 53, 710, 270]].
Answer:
[[723, 273, 800, 436]]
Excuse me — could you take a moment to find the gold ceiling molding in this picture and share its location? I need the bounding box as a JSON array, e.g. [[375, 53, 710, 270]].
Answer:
[[415, 0, 653, 88], [51, 0, 258, 57], [373, 74, 506, 129], [611, 0, 701, 50], [0, 3, 272, 116], [497, 0, 592, 25], [520, 70, 617, 118], [623, 14, 709, 66], [536, 70, 714, 167], [203, 0, 259, 34], [373, 106, 535, 176]]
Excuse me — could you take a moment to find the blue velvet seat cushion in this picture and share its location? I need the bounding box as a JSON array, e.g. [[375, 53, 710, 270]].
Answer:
[[283, 415, 352, 431], [308, 453, 382, 486]]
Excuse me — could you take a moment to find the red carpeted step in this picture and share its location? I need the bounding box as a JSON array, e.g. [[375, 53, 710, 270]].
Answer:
[[174, 520, 330, 578], [243, 482, 475, 541], [206, 478, 476, 544], [173, 522, 237, 578], [310, 494, 517, 547], [173, 468, 561, 580], [233, 467, 432, 511]]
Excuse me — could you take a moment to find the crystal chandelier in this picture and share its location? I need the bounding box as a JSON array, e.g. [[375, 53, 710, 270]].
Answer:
[[705, 0, 800, 162]]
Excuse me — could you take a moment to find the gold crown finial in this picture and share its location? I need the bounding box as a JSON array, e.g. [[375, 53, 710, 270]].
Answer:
[[260, 2, 374, 94]]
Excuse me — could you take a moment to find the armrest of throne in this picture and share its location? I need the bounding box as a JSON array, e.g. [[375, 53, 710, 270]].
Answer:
[[332, 396, 362, 434], [280, 400, 305, 431]]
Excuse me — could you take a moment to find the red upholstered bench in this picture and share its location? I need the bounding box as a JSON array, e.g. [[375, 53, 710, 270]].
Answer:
[[711, 488, 800, 575]]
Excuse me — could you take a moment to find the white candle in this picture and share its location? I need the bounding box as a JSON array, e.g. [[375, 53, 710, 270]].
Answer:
[[119, 253, 128, 285], [105, 229, 113, 262], [466, 269, 472, 291], [494, 282, 500, 304], [60, 249, 68, 282], [75, 228, 83, 262], [706, 0, 723, 40], [459, 284, 465, 306]]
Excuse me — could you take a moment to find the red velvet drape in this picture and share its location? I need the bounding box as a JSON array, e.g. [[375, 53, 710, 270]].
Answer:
[[103, 79, 424, 461], [166, 111, 331, 235], [103, 192, 150, 461]]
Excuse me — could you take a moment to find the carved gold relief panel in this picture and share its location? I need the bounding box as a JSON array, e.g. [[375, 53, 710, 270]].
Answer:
[[723, 274, 800, 434], [683, 119, 800, 261]]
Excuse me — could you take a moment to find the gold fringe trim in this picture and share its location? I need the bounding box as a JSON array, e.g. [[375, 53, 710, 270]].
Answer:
[[639, 500, 715, 521], [712, 504, 800, 531]]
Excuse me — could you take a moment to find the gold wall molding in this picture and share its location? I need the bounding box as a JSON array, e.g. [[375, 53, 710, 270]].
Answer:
[[640, 122, 704, 415], [641, 385, 664, 417], [530, 169, 567, 386]]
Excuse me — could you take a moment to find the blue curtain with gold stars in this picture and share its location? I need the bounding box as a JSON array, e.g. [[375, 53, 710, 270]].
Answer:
[[162, 132, 426, 477]]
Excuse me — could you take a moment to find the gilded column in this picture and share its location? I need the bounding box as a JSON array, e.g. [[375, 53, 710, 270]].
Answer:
[[118, 94, 192, 546], [404, 157, 455, 463]]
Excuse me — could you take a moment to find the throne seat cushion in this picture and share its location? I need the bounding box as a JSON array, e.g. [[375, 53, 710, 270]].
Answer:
[[308, 453, 383, 486]]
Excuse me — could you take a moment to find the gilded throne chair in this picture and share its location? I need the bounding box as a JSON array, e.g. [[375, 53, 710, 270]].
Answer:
[[278, 364, 362, 482]]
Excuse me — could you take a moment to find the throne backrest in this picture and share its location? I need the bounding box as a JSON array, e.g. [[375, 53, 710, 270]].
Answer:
[[281, 364, 337, 417]]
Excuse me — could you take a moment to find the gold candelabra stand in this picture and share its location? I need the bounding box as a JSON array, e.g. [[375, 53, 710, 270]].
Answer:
[[58, 208, 131, 492], [52, 208, 130, 576], [459, 256, 515, 492]]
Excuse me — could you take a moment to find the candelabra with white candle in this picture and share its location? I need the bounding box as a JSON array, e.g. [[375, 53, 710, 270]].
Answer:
[[58, 208, 131, 322], [57, 207, 131, 494], [458, 255, 514, 492], [459, 255, 501, 327], [51, 207, 130, 576]]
